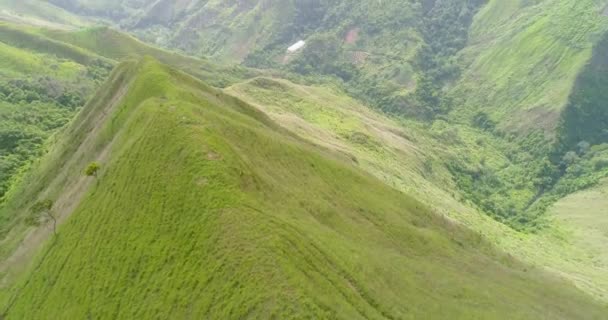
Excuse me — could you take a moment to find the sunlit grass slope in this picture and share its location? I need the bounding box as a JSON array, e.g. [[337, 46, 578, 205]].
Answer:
[[0, 21, 112, 210], [226, 76, 608, 302], [0, 21, 258, 88], [2, 57, 607, 319], [453, 0, 608, 133], [0, 0, 88, 29], [39, 26, 259, 87], [549, 178, 608, 298], [0, 22, 107, 67]]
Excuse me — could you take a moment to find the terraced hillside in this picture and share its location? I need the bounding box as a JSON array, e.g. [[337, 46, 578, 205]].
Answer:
[[2, 57, 607, 319]]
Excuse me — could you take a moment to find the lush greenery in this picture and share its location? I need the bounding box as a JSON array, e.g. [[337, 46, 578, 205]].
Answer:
[[2, 1, 608, 317], [442, 0, 608, 230], [227, 76, 608, 302], [0, 23, 112, 201], [3, 58, 606, 319], [0, 19, 261, 203], [557, 32, 608, 151]]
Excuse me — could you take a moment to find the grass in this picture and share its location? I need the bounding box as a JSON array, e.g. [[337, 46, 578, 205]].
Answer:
[[0, 21, 112, 209], [0, 0, 88, 29], [0, 41, 85, 78], [0, 60, 135, 278], [0, 22, 109, 65], [39, 26, 260, 87], [0, 20, 259, 88], [1, 5, 608, 317], [226, 76, 608, 302], [2, 57, 607, 319], [453, 0, 608, 133], [548, 178, 608, 299]]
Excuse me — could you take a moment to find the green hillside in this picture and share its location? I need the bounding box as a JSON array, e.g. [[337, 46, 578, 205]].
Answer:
[[549, 178, 608, 298], [225, 76, 608, 302], [39, 26, 259, 87], [0, 20, 260, 205], [0, 21, 112, 203], [1, 1, 608, 318], [40, 1, 608, 228], [0, 18, 262, 276], [2, 57, 607, 319], [44, 0, 486, 117], [0, 0, 87, 28], [452, 0, 608, 133]]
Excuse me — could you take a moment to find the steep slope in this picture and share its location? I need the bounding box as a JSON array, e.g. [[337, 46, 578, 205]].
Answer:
[[440, 0, 608, 231], [39, 26, 259, 87], [0, 21, 112, 202], [0, 20, 259, 88], [226, 76, 608, 302], [41, 0, 608, 134], [549, 178, 608, 299], [0, 0, 87, 29], [0, 20, 254, 287], [0, 19, 256, 207], [2, 57, 607, 319], [452, 0, 608, 134], [43, 0, 489, 118]]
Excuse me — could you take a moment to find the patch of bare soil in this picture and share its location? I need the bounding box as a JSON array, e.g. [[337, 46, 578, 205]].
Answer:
[[345, 27, 360, 44]]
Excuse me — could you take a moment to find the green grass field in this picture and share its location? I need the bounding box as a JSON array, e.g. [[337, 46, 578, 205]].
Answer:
[[1, 2, 608, 318], [0, 0, 88, 29], [2, 58, 607, 319], [39, 26, 259, 87], [547, 179, 608, 298], [225, 76, 608, 302], [453, 0, 608, 132]]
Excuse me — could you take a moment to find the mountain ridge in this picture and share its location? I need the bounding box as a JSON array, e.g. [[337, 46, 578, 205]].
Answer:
[[3, 56, 607, 319], [1, 1, 608, 318]]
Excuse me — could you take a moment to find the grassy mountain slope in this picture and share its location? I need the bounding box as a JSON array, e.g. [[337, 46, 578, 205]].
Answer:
[[2, 2, 608, 316], [0, 20, 256, 288], [0, 20, 258, 87], [226, 77, 608, 301], [452, 0, 608, 133], [0, 60, 134, 289], [549, 178, 608, 299], [0, 0, 87, 29], [38, 0, 608, 135], [426, 0, 608, 232], [39, 26, 259, 87], [0, 21, 112, 202], [2, 57, 607, 319], [0, 18, 256, 207], [558, 30, 608, 150]]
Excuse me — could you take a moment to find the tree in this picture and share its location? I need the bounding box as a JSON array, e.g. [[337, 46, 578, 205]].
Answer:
[[85, 162, 101, 178], [472, 112, 496, 131], [577, 141, 591, 155], [31, 199, 56, 235]]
